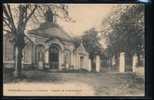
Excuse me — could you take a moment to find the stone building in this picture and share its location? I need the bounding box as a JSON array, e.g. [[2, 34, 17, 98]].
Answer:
[[3, 9, 101, 72]]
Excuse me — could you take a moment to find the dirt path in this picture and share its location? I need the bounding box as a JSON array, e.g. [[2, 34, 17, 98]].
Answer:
[[3, 70, 144, 96]]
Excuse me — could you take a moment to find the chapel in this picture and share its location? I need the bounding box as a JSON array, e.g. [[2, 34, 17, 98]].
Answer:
[[3, 9, 101, 72]]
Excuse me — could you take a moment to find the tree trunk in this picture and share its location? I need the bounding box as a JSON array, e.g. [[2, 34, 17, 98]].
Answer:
[[14, 46, 23, 78], [17, 47, 23, 78]]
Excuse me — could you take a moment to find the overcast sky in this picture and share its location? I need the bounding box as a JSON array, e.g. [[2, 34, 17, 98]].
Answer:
[[5, 4, 133, 37], [57, 4, 116, 37]]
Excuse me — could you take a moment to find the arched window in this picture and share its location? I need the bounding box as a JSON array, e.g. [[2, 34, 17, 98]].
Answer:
[[64, 49, 71, 65], [3, 34, 14, 62]]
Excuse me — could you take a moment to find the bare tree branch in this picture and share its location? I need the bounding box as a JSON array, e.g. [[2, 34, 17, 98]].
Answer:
[[23, 5, 28, 23], [3, 18, 12, 31], [3, 28, 11, 33], [6, 4, 16, 30], [3, 5, 17, 33], [17, 5, 25, 30], [31, 13, 40, 23], [24, 5, 37, 24], [3, 5, 12, 24]]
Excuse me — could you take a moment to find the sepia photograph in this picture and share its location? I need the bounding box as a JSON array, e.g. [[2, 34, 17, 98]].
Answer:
[[3, 4, 145, 96]]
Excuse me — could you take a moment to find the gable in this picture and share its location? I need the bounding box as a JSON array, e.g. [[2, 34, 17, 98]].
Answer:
[[77, 42, 89, 55]]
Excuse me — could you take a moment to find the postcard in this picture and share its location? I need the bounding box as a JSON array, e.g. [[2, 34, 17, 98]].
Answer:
[[3, 4, 145, 96]]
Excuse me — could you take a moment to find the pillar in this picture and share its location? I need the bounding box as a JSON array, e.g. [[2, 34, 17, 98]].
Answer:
[[66, 64, 69, 69], [21, 54, 24, 69], [45, 50, 49, 63], [119, 52, 125, 72], [132, 54, 138, 72], [112, 56, 116, 66], [59, 50, 63, 70], [83, 56, 88, 70], [3, 37, 5, 63], [38, 63, 43, 69], [71, 52, 74, 69], [73, 53, 76, 69], [74, 53, 78, 70], [96, 55, 100, 72], [61, 51, 64, 69], [88, 58, 91, 72], [44, 50, 49, 68], [38, 49, 43, 70], [77, 54, 80, 69], [32, 45, 36, 67]]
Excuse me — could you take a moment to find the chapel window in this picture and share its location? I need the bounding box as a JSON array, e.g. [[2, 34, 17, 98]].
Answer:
[[4, 35, 14, 62]]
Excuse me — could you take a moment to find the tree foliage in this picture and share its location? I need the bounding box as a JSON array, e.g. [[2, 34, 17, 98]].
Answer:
[[105, 4, 144, 56], [81, 28, 102, 59]]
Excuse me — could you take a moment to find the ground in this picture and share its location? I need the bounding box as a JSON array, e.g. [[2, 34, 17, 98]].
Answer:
[[3, 68, 144, 96]]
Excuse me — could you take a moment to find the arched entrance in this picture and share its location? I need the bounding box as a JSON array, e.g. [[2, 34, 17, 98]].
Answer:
[[49, 44, 60, 69]]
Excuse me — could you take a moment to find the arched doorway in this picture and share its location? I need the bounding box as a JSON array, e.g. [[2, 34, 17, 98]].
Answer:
[[49, 44, 60, 69]]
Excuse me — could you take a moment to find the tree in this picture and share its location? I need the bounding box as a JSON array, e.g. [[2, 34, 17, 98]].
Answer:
[[104, 5, 144, 54], [104, 4, 144, 66], [3, 4, 37, 78], [3, 4, 72, 78], [81, 28, 102, 60]]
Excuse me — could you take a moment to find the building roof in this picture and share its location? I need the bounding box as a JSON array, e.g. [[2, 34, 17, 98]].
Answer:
[[28, 22, 73, 42]]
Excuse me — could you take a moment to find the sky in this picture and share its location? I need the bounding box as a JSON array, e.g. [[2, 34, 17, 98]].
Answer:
[[57, 4, 116, 37]]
